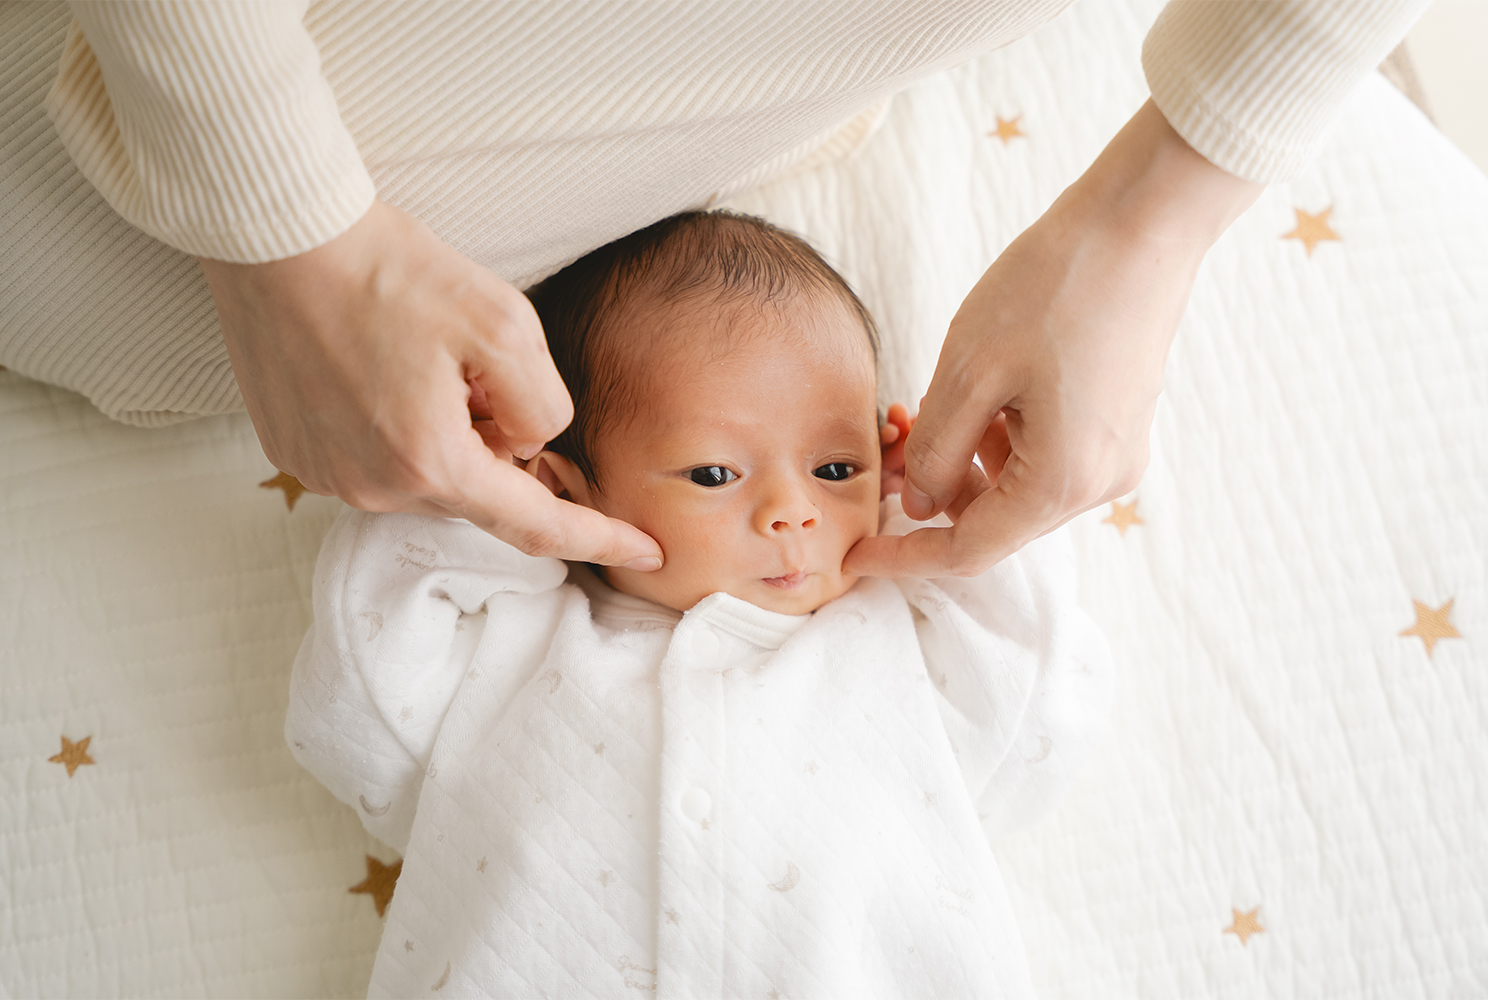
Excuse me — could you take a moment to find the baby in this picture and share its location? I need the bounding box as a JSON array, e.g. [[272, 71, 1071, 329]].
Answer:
[[287, 211, 1111, 998]]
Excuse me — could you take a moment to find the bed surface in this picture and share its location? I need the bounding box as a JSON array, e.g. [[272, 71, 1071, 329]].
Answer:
[[3, 0, 1485, 995]]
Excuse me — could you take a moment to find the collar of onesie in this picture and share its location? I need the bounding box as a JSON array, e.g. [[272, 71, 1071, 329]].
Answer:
[[569, 564, 811, 653]]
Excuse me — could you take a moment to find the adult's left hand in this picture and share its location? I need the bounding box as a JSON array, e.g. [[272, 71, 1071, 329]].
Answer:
[[846, 99, 1263, 578]]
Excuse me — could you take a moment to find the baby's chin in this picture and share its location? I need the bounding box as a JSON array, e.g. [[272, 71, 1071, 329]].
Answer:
[[727, 569, 859, 616], [604, 565, 858, 616]]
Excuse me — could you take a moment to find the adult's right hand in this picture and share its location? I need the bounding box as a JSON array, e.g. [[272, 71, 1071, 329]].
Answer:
[[199, 199, 663, 570]]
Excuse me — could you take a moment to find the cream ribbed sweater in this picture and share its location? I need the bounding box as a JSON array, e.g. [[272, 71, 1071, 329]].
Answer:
[[0, 0, 1427, 424]]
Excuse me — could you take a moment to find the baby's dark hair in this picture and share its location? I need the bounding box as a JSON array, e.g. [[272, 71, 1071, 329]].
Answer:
[[525, 210, 880, 489]]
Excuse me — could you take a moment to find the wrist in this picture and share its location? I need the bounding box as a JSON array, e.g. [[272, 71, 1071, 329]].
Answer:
[[1064, 98, 1264, 254]]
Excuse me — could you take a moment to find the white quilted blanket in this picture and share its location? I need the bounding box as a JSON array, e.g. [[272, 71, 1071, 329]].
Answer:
[[3, 0, 1484, 996]]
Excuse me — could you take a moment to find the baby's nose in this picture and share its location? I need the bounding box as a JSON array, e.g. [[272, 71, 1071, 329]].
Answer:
[[770, 511, 817, 532], [758, 476, 819, 533]]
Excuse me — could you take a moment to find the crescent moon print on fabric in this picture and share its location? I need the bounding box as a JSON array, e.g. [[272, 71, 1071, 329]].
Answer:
[[1026, 736, 1053, 764], [359, 795, 391, 816], [431, 962, 451, 991], [767, 863, 800, 893]]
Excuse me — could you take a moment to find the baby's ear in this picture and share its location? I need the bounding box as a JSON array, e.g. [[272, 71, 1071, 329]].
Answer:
[[878, 402, 915, 500], [527, 451, 596, 507]]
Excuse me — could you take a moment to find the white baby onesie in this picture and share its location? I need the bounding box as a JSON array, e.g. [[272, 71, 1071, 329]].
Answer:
[[287, 502, 1112, 998]]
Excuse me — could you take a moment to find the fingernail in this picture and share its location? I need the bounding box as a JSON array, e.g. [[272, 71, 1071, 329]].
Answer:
[[903, 482, 933, 519], [623, 555, 663, 572], [513, 443, 543, 461]]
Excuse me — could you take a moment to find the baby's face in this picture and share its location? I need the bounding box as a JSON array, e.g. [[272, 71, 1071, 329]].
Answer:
[[588, 294, 881, 615]]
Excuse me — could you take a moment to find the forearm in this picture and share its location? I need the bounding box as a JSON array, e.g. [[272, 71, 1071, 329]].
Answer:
[[1064, 98, 1264, 259]]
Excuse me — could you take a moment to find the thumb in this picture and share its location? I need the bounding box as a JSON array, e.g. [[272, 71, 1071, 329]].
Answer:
[[901, 367, 1011, 520]]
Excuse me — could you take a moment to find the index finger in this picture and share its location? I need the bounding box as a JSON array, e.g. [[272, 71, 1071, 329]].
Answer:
[[845, 475, 1053, 578], [464, 280, 574, 460], [901, 360, 1010, 520], [440, 445, 663, 568]]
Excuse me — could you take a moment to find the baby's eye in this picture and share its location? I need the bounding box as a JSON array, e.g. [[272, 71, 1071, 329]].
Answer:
[[688, 466, 738, 487], [813, 463, 855, 481]]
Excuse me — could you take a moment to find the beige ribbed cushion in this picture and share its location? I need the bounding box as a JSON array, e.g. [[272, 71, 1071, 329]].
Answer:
[[0, 0, 1425, 426]]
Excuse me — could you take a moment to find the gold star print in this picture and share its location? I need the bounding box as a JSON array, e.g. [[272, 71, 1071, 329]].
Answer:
[[1103, 500, 1143, 536], [699, 818, 710, 831], [1282, 206, 1341, 257], [1400, 598, 1462, 657], [664, 908, 680, 925], [593, 742, 606, 755], [259, 471, 306, 510], [476, 856, 488, 873], [1223, 906, 1265, 945], [348, 855, 401, 917], [988, 115, 1025, 144], [49, 734, 95, 777], [598, 870, 616, 887]]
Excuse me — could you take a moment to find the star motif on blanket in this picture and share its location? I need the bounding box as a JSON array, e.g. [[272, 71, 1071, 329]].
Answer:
[[1400, 598, 1461, 657], [476, 856, 488, 873], [593, 742, 606, 755], [1282, 206, 1341, 257], [1223, 906, 1264, 945], [988, 115, 1025, 144], [348, 855, 401, 917], [48, 735, 95, 777], [1103, 500, 1143, 535], [258, 470, 306, 510]]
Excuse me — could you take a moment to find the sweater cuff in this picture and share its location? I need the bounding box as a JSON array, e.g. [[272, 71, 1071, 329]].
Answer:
[[47, 1, 374, 262], [1142, 0, 1431, 185]]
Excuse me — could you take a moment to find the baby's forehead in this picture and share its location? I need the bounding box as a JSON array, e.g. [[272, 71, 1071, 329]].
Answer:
[[616, 285, 876, 376], [605, 291, 878, 437]]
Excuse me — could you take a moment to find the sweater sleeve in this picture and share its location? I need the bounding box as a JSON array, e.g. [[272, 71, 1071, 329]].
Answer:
[[45, 0, 375, 262], [285, 509, 569, 852], [1142, 0, 1432, 184]]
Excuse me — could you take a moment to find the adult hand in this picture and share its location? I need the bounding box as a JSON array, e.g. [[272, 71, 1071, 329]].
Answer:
[[847, 99, 1262, 578], [200, 199, 663, 569]]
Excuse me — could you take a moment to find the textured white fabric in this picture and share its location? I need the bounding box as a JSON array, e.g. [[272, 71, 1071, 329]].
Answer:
[[3, 1, 1486, 994], [2, 0, 1424, 426], [285, 505, 1112, 997]]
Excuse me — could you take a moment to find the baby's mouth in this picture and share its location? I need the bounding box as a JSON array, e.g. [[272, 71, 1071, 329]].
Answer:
[[762, 570, 808, 590]]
